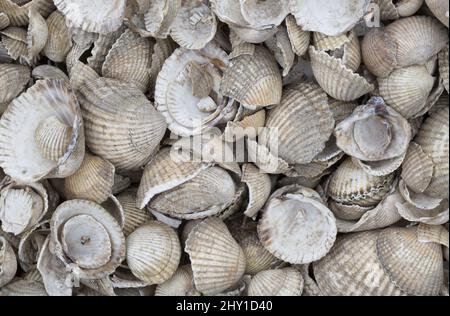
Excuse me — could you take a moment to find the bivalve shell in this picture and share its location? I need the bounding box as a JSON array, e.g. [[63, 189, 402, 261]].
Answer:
[[43, 10, 72, 63], [0, 236, 17, 287], [425, 0, 449, 27], [154, 264, 201, 296], [247, 268, 304, 296]]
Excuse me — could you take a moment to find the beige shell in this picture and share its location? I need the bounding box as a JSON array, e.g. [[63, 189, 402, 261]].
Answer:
[[116, 188, 153, 237], [34, 116, 72, 162], [50, 199, 126, 280], [229, 24, 278, 44], [148, 166, 236, 220], [148, 38, 177, 95], [210, 0, 247, 26], [53, 0, 126, 34], [247, 268, 304, 296], [361, 27, 397, 78], [0, 278, 48, 296], [313, 230, 405, 296], [17, 221, 48, 271], [285, 14, 310, 56], [241, 163, 271, 218], [329, 200, 373, 221], [185, 217, 246, 295], [143, 0, 181, 38], [396, 198, 449, 225], [239, 0, 289, 29], [374, 0, 400, 21], [0, 236, 17, 287], [43, 10, 72, 63], [0, 63, 30, 107], [417, 223, 449, 248], [220, 45, 282, 108], [32, 65, 69, 82], [0, 0, 55, 27], [309, 46, 374, 101], [398, 179, 442, 210], [65, 42, 91, 75], [425, 0, 449, 27], [415, 106, 449, 199], [259, 82, 334, 165], [258, 185, 337, 264], [439, 44, 449, 93], [328, 99, 358, 125], [401, 142, 434, 193], [246, 138, 291, 174], [137, 147, 209, 209], [0, 26, 36, 65], [78, 77, 166, 174], [224, 109, 266, 141], [376, 227, 443, 296], [126, 221, 181, 285], [264, 26, 295, 76], [26, 9, 48, 60], [313, 31, 351, 52], [102, 29, 152, 93], [0, 79, 85, 182], [0, 12, 10, 30], [154, 264, 201, 296], [69, 61, 100, 90]]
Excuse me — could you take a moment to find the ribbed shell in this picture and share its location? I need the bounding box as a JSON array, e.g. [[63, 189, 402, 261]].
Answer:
[[0, 63, 30, 105], [0, 279, 48, 296], [417, 223, 449, 248], [397, 198, 449, 225], [342, 31, 361, 72], [285, 15, 310, 56], [53, 0, 126, 34], [248, 268, 304, 296], [87, 26, 125, 74], [148, 38, 177, 95], [327, 158, 395, 207], [261, 82, 334, 165], [401, 142, 434, 193], [361, 27, 397, 78], [241, 163, 271, 218], [425, 0, 449, 27], [43, 10, 72, 63], [63, 153, 114, 204], [246, 138, 290, 174], [0, 236, 17, 287], [102, 29, 152, 93], [0, 12, 10, 30], [185, 217, 246, 295], [375, 0, 399, 20], [78, 77, 166, 174], [0, 26, 35, 65], [26, 9, 48, 60], [240, 0, 288, 28], [32, 65, 69, 82], [313, 231, 405, 296], [0, 0, 55, 26], [376, 227, 443, 296], [143, 0, 181, 38], [34, 116, 72, 162], [117, 188, 153, 237], [265, 26, 295, 76], [329, 200, 373, 221], [328, 99, 358, 125], [224, 109, 266, 141], [309, 46, 374, 101], [237, 231, 279, 275], [69, 61, 100, 90], [415, 106, 449, 199], [439, 44, 449, 93], [126, 221, 181, 285], [313, 31, 351, 51], [154, 265, 200, 296], [220, 45, 282, 107]]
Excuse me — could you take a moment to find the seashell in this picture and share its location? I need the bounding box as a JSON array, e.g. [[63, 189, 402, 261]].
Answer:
[[0, 0, 55, 27], [289, 0, 371, 36], [126, 221, 181, 284], [0, 40, 14, 63], [247, 268, 303, 296], [148, 38, 177, 95], [0, 179, 49, 235], [326, 157, 395, 207], [426, 0, 449, 27], [69, 27, 98, 48], [111, 175, 131, 195], [78, 77, 166, 174], [80, 277, 116, 296], [32, 65, 69, 82], [341, 31, 361, 72], [313, 230, 406, 296], [110, 265, 150, 289], [50, 199, 126, 279], [335, 97, 411, 162], [170, 0, 217, 50], [264, 26, 295, 76], [143, 0, 181, 38], [414, 106, 449, 199], [62, 153, 115, 204], [137, 147, 209, 209], [240, 0, 289, 29], [53, 0, 126, 34], [65, 43, 91, 75], [210, 0, 247, 26], [376, 226, 443, 296], [148, 166, 236, 220], [439, 44, 449, 93], [241, 163, 271, 218], [398, 179, 442, 210], [395, 0, 424, 17], [229, 24, 278, 44], [246, 138, 291, 174], [17, 221, 48, 271], [0, 236, 17, 287], [185, 217, 246, 295], [0, 278, 48, 296], [328, 99, 358, 125], [34, 116, 72, 162], [43, 10, 72, 63], [417, 223, 449, 248], [102, 29, 152, 93], [313, 31, 351, 52], [154, 264, 201, 296], [329, 200, 373, 221], [309, 46, 374, 101], [361, 27, 397, 78], [224, 109, 265, 141], [374, 0, 400, 21], [116, 188, 153, 237], [0, 63, 30, 107], [258, 185, 337, 264], [0, 26, 35, 65], [401, 142, 434, 193], [259, 82, 334, 165], [396, 198, 449, 225], [0, 79, 84, 182], [285, 14, 310, 56], [69, 61, 100, 91], [0, 12, 10, 30], [26, 9, 47, 60], [220, 45, 281, 108]]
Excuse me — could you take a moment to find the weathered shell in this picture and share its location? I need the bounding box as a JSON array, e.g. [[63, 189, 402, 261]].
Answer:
[[34, 116, 72, 162], [265, 26, 295, 76], [0, 0, 55, 26], [78, 77, 166, 174], [0, 63, 30, 107], [32, 65, 69, 82], [240, 0, 289, 28], [210, 0, 247, 26], [53, 0, 126, 34], [116, 188, 153, 237], [65, 43, 91, 75], [224, 109, 265, 141], [328, 99, 358, 125], [126, 221, 181, 285], [148, 38, 177, 95], [102, 29, 152, 93], [0, 79, 85, 182], [0, 278, 47, 296], [143, 0, 181, 38], [50, 199, 126, 279], [43, 10, 72, 63], [439, 44, 449, 93], [69, 61, 100, 90], [230, 24, 278, 44], [258, 185, 337, 264], [246, 138, 291, 174], [0, 26, 35, 64], [285, 14, 310, 56], [0, 12, 10, 30], [396, 198, 449, 225], [241, 163, 271, 218], [247, 268, 304, 296], [26, 9, 48, 60], [17, 221, 48, 271], [0, 236, 17, 287], [376, 227, 443, 296], [220, 45, 282, 109], [426, 0, 449, 27], [185, 217, 246, 295], [401, 142, 434, 193], [154, 264, 201, 296]]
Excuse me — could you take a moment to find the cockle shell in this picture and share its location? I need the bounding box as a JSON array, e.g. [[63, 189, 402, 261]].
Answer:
[[154, 264, 201, 296], [32, 65, 69, 82], [439, 44, 449, 93], [185, 217, 246, 295], [0, 79, 85, 182], [210, 0, 247, 26], [396, 197, 449, 225], [69, 61, 100, 91], [26, 9, 47, 60], [53, 0, 126, 34], [0, 12, 10, 30], [143, 0, 181, 38], [0, 278, 47, 296], [65, 43, 91, 75], [0, 26, 36, 65], [43, 10, 72, 63], [258, 185, 337, 264], [0, 63, 30, 108], [241, 163, 271, 218], [401, 142, 434, 193], [239, 0, 289, 29], [50, 199, 126, 279], [265, 26, 295, 76], [116, 188, 153, 237], [148, 38, 177, 95], [229, 24, 278, 44], [220, 45, 282, 109], [285, 14, 310, 56], [224, 109, 265, 141], [426, 0, 449, 27], [0, 0, 55, 26], [126, 221, 181, 284], [78, 77, 166, 174], [0, 236, 17, 287], [17, 221, 48, 271], [247, 268, 303, 296]]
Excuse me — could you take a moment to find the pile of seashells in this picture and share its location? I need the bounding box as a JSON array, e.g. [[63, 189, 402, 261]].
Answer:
[[0, 0, 448, 296]]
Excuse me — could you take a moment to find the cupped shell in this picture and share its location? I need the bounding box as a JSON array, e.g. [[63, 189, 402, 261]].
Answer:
[[26, 9, 48, 60], [0, 63, 30, 108], [247, 268, 303, 296], [0, 0, 55, 26], [425, 0, 449, 27], [154, 264, 201, 296], [285, 14, 310, 56], [0, 236, 17, 287], [240, 0, 289, 29], [43, 10, 72, 63], [116, 188, 153, 237], [241, 163, 271, 218], [439, 44, 449, 93]]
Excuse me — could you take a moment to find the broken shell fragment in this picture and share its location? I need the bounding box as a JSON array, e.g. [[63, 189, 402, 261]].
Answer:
[[116, 188, 153, 237], [0, 236, 17, 287], [241, 163, 271, 218], [0, 0, 55, 27], [248, 268, 303, 296], [154, 264, 200, 296], [425, 0, 449, 27]]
